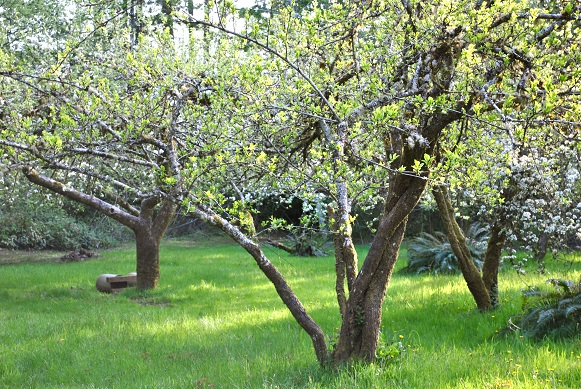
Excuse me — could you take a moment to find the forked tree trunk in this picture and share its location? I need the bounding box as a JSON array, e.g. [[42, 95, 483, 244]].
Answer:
[[332, 173, 427, 362], [23, 168, 178, 290]]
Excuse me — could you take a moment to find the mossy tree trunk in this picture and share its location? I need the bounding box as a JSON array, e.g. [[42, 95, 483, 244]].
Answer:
[[328, 189, 359, 319], [433, 184, 493, 311], [332, 171, 426, 362], [481, 224, 506, 307]]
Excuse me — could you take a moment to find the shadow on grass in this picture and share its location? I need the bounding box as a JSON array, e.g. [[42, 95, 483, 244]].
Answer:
[[1, 243, 579, 388]]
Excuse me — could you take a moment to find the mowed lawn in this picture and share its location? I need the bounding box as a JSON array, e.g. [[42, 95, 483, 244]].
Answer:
[[0, 239, 580, 388]]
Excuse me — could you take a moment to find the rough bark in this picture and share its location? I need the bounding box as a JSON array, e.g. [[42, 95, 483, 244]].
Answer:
[[330, 28, 471, 362], [328, 204, 358, 318], [134, 197, 178, 289], [359, 221, 406, 360], [481, 223, 506, 307], [332, 173, 427, 363], [134, 228, 161, 289], [433, 185, 492, 311]]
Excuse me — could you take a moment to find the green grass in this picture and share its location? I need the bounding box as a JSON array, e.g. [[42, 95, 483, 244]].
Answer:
[[0, 240, 580, 388]]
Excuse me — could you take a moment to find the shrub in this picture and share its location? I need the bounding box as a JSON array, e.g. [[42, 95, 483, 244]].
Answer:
[[266, 229, 330, 257], [404, 223, 488, 275], [508, 276, 581, 340], [0, 200, 129, 250]]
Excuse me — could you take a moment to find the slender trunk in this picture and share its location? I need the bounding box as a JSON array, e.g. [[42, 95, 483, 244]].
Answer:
[[161, 0, 174, 37], [129, 0, 144, 47], [433, 185, 492, 311], [203, 0, 210, 59], [482, 223, 505, 306], [328, 203, 358, 318], [320, 117, 358, 320], [534, 233, 549, 272], [191, 203, 329, 365]]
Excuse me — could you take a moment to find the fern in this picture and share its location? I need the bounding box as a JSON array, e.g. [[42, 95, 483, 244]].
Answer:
[[507, 275, 581, 340], [405, 223, 488, 275], [565, 304, 581, 318]]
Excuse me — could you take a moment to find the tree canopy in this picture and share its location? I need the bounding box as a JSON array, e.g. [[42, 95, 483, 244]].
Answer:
[[1, 0, 579, 365]]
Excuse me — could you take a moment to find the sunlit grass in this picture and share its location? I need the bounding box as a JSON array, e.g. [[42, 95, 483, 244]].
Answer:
[[0, 241, 579, 388]]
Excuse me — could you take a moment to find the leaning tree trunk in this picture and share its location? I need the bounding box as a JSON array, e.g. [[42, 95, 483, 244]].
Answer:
[[481, 223, 506, 307], [433, 185, 493, 311], [433, 184, 511, 310], [191, 203, 330, 364]]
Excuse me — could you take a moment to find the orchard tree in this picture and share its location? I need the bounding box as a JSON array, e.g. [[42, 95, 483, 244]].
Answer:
[[182, 0, 581, 364], [0, 19, 250, 288], [431, 126, 580, 309], [428, 0, 581, 307]]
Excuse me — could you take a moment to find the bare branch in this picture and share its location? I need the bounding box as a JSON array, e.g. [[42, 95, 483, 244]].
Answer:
[[180, 16, 341, 122], [61, 147, 158, 168]]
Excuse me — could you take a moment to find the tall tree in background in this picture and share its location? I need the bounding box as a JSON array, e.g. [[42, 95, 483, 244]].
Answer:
[[0, 0, 73, 64]]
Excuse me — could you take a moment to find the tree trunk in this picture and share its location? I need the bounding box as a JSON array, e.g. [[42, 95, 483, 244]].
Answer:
[[481, 223, 505, 307], [332, 173, 427, 363], [133, 197, 178, 289], [134, 228, 162, 289], [23, 168, 178, 290], [161, 0, 174, 37], [433, 185, 492, 311], [129, 0, 144, 47], [328, 203, 358, 319]]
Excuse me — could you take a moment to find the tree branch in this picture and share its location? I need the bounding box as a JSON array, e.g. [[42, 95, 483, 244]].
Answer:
[[189, 199, 329, 365], [180, 16, 341, 122], [23, 167, 140, 230]]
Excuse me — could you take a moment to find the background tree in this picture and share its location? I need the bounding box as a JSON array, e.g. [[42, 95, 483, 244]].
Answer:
[[0, 17, 240, 288], [432, 130, 580, 308], [428, 0, 581, 308], [0, 0, 73, 64]]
